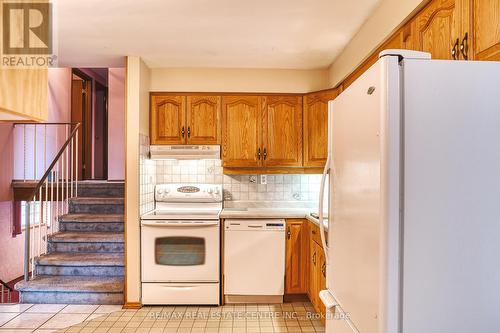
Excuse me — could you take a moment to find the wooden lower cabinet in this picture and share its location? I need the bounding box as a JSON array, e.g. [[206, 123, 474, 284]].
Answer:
[[285, 220, 327, 320], [285, 219, 309, 294], [308, 223, 326, 320]]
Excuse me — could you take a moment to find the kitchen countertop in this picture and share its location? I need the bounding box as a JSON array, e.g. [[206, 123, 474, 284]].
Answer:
[[220, 207, 328, 231]]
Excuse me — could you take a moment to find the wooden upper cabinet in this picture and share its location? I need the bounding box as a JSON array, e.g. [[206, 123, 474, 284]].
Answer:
[[221, 96, 262, 167], [151, 95, 186, 144], [412, 0, 460, 60], [472, 0, 500, 60], [186, 96, 221, 144], [263, 96, 303, 167], [303, 90, 338, 167], [285, 219, 308, 294]]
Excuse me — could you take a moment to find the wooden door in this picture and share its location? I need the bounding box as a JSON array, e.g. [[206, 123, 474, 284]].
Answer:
[[186, 96, 221, 144], [303, 90, 338, 167], [71, 74, 92, 180], [263, 96, 303, 167], [221, 96, 262, 167], [150, 95, 186, 145], [412, 0, 460, 60], [472, 0, 500, 60], [285, 219, 308, 294]]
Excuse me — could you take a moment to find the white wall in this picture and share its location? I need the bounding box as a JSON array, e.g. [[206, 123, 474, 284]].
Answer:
[[327, 0, 427, 87], [125, 56, 150, 305], [150, 68, 329, 93]]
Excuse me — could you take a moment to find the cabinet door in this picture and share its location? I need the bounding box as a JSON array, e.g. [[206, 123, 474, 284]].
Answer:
[[472, 0, 500, 60], [412, 0, 460, 60], [317, 244, 327, 318], [303, 90, 338, 167], [263, 96, 303, 167], [151, 95, 186, 145], [309, 238, 319, 307], [285, 219, 308, 294], [186, 96, 221, 144], [221, 96, 262, 167]]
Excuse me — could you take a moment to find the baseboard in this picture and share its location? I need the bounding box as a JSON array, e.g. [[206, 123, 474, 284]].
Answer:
[[122, 302, 142, 309], [284, 293, 309, 303], [225, 295, 283, 304]]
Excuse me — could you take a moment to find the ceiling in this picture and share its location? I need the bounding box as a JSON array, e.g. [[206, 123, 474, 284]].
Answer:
[[55, 0, 381, 69]]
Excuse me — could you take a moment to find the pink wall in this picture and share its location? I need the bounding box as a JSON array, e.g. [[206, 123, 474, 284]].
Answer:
[[0, 123, 25, 282], [13, 68, 72, 180], [108, 68, 125, 180]]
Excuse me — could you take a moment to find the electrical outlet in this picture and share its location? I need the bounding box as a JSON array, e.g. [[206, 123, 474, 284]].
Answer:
[[260, 174, 267, 185]]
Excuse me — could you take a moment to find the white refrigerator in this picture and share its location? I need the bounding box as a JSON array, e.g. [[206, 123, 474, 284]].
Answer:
[[317, 50, 500, 333]]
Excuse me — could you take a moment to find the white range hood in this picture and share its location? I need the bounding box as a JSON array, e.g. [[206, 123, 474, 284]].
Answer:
[[150, 145, 220, 160]]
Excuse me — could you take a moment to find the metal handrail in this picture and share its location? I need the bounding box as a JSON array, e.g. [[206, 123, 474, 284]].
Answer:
[[0, 279, 12, 291], [25, 123, 81, 203], [23, 122, 81, 281]]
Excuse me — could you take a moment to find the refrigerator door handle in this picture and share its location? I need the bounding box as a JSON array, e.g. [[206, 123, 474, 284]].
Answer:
[[318, 154, 330, 261], [319, 289, 337, 309]]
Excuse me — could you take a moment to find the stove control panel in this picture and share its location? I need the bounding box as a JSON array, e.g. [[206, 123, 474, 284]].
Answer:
[[155, 184, 222, 202]]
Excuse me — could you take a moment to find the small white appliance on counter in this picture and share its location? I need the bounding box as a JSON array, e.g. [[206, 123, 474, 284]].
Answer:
[[317, 50, 500, 333], [224, 219, 285, 303], [141, 183, 222, 305]]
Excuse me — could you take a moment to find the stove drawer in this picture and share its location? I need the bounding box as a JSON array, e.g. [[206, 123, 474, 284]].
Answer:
[[142, 282, 220, 305]]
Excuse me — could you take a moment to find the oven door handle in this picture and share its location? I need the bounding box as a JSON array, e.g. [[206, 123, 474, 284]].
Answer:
[[141, 221, 219, 227]]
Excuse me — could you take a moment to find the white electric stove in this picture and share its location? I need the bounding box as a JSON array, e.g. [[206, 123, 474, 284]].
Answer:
[[141, 183, 222, 305]]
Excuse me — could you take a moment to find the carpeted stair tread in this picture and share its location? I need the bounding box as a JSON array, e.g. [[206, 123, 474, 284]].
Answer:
[[59, 214, 124, 223], [48, 232, 124, 243], [69, 197, 124, 205], [15, 275, 124, 293], [36, 253, 124, 266]]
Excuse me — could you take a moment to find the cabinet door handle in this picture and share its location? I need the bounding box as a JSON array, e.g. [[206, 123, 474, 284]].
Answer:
[[263, 148, 267, 160], [321, 263, 326, 277], [181, 126, 185, 138], [257, 148, 261, 160], [287, 226, 291, 239], [451, 38, 459, 60], [312, 252, 316, 265], [460, 32, 469, 60], [187, 126, 191, 138]]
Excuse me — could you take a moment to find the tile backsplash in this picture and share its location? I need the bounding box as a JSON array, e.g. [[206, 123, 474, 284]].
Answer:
[[139, 135, 155, 215], [139, 138, 323, 214], [154, 160, 321, 203], [222, 174, 321, 202]]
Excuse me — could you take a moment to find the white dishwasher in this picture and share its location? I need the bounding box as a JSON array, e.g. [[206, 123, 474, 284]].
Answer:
[[224, 219, 286, 303]]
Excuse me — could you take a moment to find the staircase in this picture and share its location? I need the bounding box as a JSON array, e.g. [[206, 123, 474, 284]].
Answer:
[[15, 181, 125, 304]]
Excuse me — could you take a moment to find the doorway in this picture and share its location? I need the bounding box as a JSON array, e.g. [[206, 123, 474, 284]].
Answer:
[[71, 68, 109, 180]]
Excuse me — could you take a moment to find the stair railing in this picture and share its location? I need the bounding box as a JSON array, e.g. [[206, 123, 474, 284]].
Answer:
[[0, 279, 12, 303], [14, 122, 81, 281]]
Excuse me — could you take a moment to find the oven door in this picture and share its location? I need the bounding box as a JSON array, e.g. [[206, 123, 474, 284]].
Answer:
[[141, 220, 220, 282]]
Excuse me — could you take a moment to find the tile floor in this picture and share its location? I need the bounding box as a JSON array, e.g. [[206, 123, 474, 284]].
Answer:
[[0, 302, 324, 333], [0, 304, 123, 333]]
